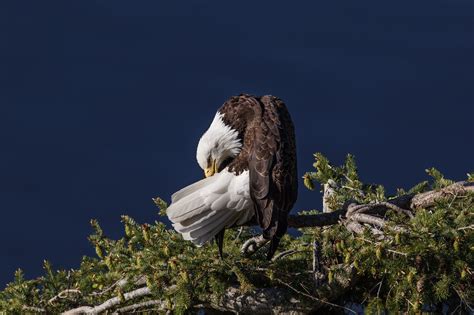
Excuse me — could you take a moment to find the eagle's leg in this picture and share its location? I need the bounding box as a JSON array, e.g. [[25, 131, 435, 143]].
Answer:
[[267, 236, 281, 260], [215, 229, 225, 259]]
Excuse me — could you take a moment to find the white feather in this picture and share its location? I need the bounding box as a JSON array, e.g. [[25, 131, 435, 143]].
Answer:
[[167, 169, 253, 246], [171, 176, 214, 203], [196, 112, 242, 171]]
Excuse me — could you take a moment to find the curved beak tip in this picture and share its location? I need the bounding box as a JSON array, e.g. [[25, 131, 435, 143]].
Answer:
[[205, 169, 214, 178], [204, 160, 218, 178]]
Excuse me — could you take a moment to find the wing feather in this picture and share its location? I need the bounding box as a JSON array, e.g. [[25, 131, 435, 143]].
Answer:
[[246, 95, 298, 242], [171, 176, 214, 203], [167, 169, 253, 246]]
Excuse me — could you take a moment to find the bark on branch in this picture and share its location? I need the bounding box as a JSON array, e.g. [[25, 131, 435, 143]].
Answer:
[[285, 181, 473, 229]]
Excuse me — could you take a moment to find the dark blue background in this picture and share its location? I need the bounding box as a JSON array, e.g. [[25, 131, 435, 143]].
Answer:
[[1, 1, 473, 287]]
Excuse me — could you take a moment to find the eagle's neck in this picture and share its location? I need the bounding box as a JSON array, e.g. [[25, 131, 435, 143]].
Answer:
[[196, 112, 242, 171]]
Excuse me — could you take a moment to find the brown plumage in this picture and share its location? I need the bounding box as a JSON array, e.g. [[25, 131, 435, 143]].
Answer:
[[219, 94, 298, 258]]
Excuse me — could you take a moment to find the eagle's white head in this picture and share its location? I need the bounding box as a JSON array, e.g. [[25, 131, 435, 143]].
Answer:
[[196, 112, 242, 177]]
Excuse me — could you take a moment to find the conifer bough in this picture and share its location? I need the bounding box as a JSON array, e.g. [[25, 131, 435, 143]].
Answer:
[[1, 153, 472, 314]]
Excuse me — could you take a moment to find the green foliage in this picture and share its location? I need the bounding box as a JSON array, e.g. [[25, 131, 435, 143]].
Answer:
[[0, 153, 472, 314], [153, 197, 168, 216], [425, 167, 454, 189]]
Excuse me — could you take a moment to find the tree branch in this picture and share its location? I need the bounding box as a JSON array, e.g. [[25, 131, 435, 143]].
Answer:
[[113, 300, 165, 313], [63, 287, 151, 315], [409, 181, 474, 209], [285, 181, 473, 229]]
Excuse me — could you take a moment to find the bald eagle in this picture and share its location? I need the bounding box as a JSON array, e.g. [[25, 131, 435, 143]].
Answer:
[[167, 94, 297, 259]]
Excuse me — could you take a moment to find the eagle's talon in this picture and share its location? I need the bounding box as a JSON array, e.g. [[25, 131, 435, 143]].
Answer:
[[240, 235, 269, 256]]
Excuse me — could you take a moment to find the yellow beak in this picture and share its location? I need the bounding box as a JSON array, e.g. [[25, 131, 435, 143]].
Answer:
[[205, 159, 218, 178]]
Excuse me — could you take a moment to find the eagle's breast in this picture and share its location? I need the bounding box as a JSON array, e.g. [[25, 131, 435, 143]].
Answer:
[[218, 95, 263, 175]]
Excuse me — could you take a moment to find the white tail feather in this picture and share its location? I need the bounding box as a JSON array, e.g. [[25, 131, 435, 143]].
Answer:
[[167, 169, 253, 246]]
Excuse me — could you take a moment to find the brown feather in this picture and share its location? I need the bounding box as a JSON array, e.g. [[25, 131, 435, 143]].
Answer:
[[219, 94, 298, 258]]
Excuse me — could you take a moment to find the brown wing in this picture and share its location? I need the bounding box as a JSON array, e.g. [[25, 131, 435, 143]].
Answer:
[[250, 96, 298, 243], [220, 94, 298, 256]]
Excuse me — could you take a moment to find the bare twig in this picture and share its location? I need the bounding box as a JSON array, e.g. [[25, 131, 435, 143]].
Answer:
[[312, 240, 323, 287], [271, 249, 306, 262], [234, 226, 244, 241], [312, 240, 320, 274], [377, 279, 383, 298], [275, 278, 357, 314], [356, 237, 408, 257], [90, 278, 128, 297], [454, 288, 474, 312], [458, 224, 474, 231], [48, 289, 82, 304], [22, 306, 46, 313]]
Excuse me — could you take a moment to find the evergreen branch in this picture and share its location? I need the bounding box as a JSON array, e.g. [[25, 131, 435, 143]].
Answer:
[[3, 154, 472, 314], [356, 237, 408, 257]]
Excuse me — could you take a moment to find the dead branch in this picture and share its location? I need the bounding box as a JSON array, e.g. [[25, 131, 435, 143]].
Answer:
[[323, 179, 338, 213], [409, 181, 474, 209], [62, 306, 93, 315], [23, 305, 46, 313], [112, 300, 165, 313], [63, 287, 151, 315]]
